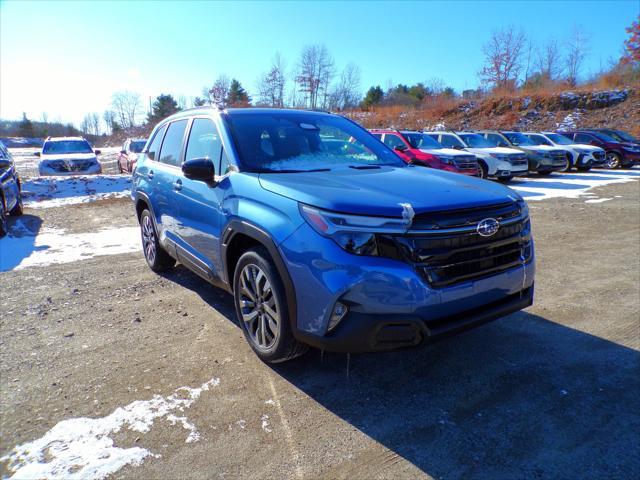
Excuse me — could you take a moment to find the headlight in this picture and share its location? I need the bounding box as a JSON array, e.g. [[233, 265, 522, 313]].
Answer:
[[299, 204, 410, 255], [517, 199, 529, 219], [435, 155, 454, 164], [489, 153, 508, 161]]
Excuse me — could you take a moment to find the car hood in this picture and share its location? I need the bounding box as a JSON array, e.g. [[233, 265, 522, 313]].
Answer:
[[40, 153, 98, 162], [571, 144, 605, 152], [519, 145, 564, 154], [465, 146, 523, 156], [418, 147, 471, 157], [258, 166, 519, 217]]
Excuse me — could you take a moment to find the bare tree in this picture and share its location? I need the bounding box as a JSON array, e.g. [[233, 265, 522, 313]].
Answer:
[[295, 44, 335, 109], [565, 26, 590, 86], [177, 95, 188, 110], [89, 112, 101, 136], [111, 91, 142, 129], [207, 75, 231, 107], [80, 115, 91, 135], [103, 110, 118, 134], [257, 53, 287, 107], [535, 38, 563, 81], [479, 26, 527, 90], [329, 63, 362, 110]]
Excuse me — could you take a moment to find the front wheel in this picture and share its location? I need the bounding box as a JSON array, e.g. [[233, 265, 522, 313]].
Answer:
[[477, 162, 488, 179], [233, 247, 308, 363], [560, 154, 573, 172], [577, 165, 592, 172], [605, 152, 622, 169], [9, 194, 23, 216], [140, 209, 175, 272]]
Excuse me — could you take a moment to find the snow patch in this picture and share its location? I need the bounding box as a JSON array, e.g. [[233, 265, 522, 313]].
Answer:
[[585, 197, 612, 204], [556, 110, 582, 130], [21, 175, 131, 208], [260, 415, 272, 433], [0, 378, 220, 480]]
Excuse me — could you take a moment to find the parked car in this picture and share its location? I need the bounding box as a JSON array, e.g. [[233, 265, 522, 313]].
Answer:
[[131, 108, 535, 363], [477, 130, 566, 174], [0, 141, 23, 237], [559, 130, 640, 169], [117, 138, 147, 173], [590, 128, 640, 146], [524, 132, 606, 172], [424, 131, 528, 181], [36, 137, 102, 176], [369, 129, 478, 176]]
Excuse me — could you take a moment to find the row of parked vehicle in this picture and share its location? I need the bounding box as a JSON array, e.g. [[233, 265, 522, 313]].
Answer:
[[369, 128, 640, 182]]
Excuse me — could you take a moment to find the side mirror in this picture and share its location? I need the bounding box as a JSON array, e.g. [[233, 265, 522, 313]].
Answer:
[[452, 144, 464, 150], [182, 157, 216, 182], [394, 145, 408, 152], [34, 151, 41, 157], [497, 142, 507, 147], [94, 149, 102, 155]]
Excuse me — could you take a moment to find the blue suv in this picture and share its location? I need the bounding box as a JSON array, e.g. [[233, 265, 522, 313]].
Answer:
[[131, 108, 535, 363]]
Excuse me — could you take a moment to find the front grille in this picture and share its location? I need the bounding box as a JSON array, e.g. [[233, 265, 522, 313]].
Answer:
[[508, 154, 528, 167], [453, 155, 478, 170], [382, 202, 531, 288], [49, 160, 94, 172], [593, 151, 604, 160]]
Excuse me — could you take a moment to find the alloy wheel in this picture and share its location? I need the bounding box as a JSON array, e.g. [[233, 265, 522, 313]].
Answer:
[[238, 264, 279, 350], [605, 152, 621, 169], [142, 215, 156, 264]]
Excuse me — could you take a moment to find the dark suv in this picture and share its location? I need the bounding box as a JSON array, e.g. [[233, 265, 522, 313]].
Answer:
[[559, 130, 640, 169], [131, 108, 535, 363]]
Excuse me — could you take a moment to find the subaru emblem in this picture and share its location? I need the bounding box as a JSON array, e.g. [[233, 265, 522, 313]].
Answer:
[[477, 218, 500, 237]]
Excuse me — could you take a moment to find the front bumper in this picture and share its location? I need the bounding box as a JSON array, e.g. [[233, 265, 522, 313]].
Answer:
[[39, 161, 102, 176], [280, 222, 535, 352]]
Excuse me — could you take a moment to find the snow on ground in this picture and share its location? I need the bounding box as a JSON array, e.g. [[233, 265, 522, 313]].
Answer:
[[0, 221, 140, 272], [21, 175, 131, 208], [509, 169, 639, 201], [0, 378, 220, 480]]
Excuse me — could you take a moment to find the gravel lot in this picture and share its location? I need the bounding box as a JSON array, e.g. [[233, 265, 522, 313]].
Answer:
[[0, 169, 639, 479]]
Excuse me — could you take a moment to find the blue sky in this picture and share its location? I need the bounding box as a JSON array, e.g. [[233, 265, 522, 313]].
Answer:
[[1, 0, 637, 126]]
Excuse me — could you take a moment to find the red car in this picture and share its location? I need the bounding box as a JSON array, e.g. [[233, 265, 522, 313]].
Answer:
[[369, 129, 479, 176], [117, 138, 147, 173]]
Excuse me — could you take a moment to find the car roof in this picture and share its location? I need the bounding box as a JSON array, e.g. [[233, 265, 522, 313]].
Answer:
[[45, 136, 86, 142]]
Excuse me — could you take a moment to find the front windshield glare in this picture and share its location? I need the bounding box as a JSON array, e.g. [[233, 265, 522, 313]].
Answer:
[[545, 133, 573, 145], [528, 135, 552, 146], [460, 134, 494, 148], [403, 133, 442, 149], [42, 141, 93, 154], [226, 113, 405, 172], [505, 133, 534, 146]]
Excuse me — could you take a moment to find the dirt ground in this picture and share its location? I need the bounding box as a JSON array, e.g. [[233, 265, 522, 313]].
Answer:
[[0, 179, 639, 479]]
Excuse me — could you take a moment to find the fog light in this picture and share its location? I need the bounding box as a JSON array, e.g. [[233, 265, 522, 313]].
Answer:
[[327, 302, 348, 332]]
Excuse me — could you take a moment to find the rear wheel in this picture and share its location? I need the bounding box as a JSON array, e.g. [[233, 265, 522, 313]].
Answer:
[[9, 193, 23, 216], [233, 247, 307, 363], [605, 152, 622, 169], [140, 209, 175, 272], [561, 154, 573, 172], [477, 162, 488, 179]]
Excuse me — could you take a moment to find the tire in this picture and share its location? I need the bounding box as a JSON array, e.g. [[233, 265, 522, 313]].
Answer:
[[497, 176, 513, 183], [233, 246, 308, 363], [577, 165, 592, 172], [538, 171, 552, 176], [0, 203, 6, 238], [561, 154, 573, 172], [477, 162, 488, 179], [605, 152, 622, 169], [140, 209, 175, 272], [9, 193, 23, 216]]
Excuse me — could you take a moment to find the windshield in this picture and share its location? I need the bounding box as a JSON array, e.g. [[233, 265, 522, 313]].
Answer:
[[225, 112, 405, 172], [43, 140, 93, 154], [592, 132, 618, 143], [527, 134, 553, 146], [605, 130, 638, 143], [504, 132, 535, 146], [459, 134, 495, 148], [545, 133, 573, 145], [402, 133, 443, 149], [130, 141, 146, 153]]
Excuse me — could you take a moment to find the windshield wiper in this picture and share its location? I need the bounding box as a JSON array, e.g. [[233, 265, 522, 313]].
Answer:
[[348, 165, 381, 170], [259, 168, 331, 173]]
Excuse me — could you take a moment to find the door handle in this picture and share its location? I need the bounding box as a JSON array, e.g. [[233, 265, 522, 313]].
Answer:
[[173, 179, 183, 191], [147, 170, 154, 180]]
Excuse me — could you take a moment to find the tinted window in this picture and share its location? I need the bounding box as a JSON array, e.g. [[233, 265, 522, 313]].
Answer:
[[147, 124, 167, 161], [486, 133, 505, 146], [185, 118, 222, 171], [403, 133, 442, 149], [159, 120, 188, 167], [527, 134, 552, 146], [383, 134, 406, 149], [439, 134, 465, 148], [371, 133, 383, 140], [504, 132, 534, 146]]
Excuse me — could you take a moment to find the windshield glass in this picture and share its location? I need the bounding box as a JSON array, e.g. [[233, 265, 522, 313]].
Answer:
[[43, 140, 93, 154], [402, 133, 442, 149], [606, 130, 638, 143], [592, 132, 618, 143], [459, 133, 495, 148], [504, 132, 534, 146], [527, 134, 553, 146], [545, 133, 573, 145], [130, 141, 146, 153], [225, 112, 404, 172]]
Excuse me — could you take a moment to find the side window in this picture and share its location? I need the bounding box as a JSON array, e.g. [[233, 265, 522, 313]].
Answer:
[[371, 133, 383, 141], [185, 118, 223, 170], [439, 134, 463, 148], [158, 119, 188, 167], [486, 133, 503, 145], [147, 124, 167, 161], [575, 133, 593, 144], [383, 134, 405, 149]]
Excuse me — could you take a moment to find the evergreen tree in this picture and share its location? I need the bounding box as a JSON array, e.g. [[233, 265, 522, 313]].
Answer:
[[18, 113, 34, 138], [147, 94, 181, 124], [226, 79, 251, 106], [361, 86, 384, 108]]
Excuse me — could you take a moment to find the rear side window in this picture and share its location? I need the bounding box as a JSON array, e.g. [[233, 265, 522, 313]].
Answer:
[[159, 120, 188, 167], [383, 134, 405, 149], [147, 124, 167, 161], [575, 133, 594, 143], [439, 134, 465, 148], [185, 118, 222, 170]]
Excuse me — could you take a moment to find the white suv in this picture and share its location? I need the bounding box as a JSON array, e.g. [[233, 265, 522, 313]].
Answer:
[[525, 132, 606, 171], [425, 131, 528, 182], [37, 137, 101, 176]]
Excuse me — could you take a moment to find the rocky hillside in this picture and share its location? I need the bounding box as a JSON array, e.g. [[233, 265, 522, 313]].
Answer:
[[345, 88, 640, 136]]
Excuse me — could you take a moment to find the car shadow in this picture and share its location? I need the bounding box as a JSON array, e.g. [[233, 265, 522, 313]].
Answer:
[[0, 214, 44, 271], [157, 267, 640, 478]]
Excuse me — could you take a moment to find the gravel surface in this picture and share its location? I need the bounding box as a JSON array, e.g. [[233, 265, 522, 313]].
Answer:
[[0, 178, 639, 479]]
